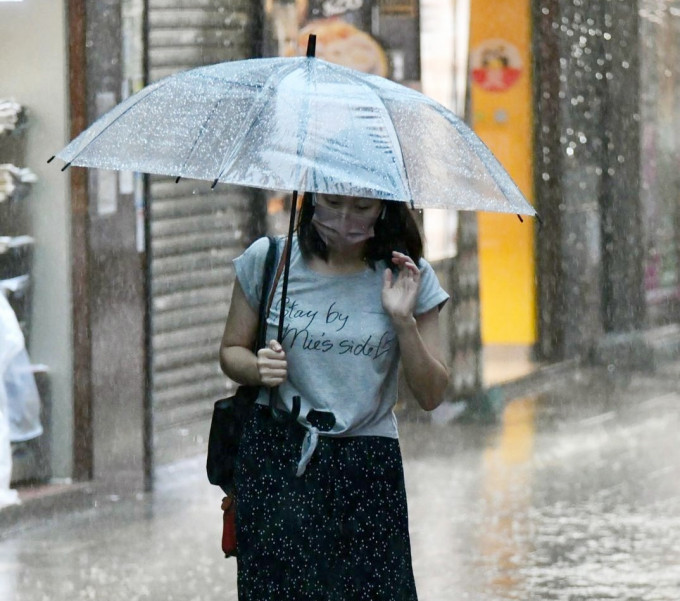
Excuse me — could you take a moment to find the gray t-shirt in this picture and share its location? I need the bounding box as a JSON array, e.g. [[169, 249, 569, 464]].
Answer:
[[233, 235, 449, 474]]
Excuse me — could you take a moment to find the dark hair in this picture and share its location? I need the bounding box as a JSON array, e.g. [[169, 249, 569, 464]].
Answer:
[[296, 192, 423, 268]]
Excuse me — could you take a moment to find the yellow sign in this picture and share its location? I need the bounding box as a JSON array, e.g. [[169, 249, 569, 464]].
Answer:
[[470, 0, 536, 345]]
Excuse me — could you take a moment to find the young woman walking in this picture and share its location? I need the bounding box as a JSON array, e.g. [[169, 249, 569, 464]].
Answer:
[[220, 192, 449, 600]]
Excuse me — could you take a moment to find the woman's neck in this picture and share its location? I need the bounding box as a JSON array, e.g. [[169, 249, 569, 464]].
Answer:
[[310, 244, 367, 275]]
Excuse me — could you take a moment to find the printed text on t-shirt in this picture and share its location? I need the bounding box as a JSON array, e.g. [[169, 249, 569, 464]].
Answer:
[[275, 297, 394, 360]]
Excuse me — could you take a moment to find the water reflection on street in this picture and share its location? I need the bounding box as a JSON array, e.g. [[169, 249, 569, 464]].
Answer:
[[403, 368, 680, 601], [1, 367, 680, 600]]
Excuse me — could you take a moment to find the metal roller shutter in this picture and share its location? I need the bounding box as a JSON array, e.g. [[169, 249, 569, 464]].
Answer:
[[147, 0, 259, 464]]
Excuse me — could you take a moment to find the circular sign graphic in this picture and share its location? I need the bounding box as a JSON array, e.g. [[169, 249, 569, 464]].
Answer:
[[471, 39, 523, 92], [297, 19, 389, 77]]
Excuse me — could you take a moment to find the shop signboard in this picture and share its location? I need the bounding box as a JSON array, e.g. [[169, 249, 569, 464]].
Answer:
[[263, 0, 420, 82]]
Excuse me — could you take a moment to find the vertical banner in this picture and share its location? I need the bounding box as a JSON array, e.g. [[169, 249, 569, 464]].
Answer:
[[263, 0, 420, 82], [470, 0, 536, 346]]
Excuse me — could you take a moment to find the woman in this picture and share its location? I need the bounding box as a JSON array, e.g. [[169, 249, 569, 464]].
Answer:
[[220, 192, 449, 600]]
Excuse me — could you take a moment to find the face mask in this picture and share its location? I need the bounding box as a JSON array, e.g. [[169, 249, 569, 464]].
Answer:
[[311, 202, 379, 249]]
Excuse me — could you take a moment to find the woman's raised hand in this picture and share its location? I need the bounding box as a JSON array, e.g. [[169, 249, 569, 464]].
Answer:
[[256, 339, 288, 387], [382, 251, 420, 329]]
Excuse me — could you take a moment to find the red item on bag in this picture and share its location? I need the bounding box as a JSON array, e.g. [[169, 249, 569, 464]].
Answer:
[[221, 495, 237, 558]]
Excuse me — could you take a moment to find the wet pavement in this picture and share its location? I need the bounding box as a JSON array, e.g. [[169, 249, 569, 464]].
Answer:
[[1, 362, 680, 601]]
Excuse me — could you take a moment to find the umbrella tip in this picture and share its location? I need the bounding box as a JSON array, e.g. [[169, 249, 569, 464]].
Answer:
[[61, 162, 72, 172], [175, 176, 181, 184], [47, 156, 55, 164], [306, 34, 316, 58], [535, 211, 544, 226], [517, 214, 524, 223], [211, 179, 218, 190]]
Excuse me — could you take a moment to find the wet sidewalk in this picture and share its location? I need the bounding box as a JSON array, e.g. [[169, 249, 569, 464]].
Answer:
[[1, 361, 679, 601]]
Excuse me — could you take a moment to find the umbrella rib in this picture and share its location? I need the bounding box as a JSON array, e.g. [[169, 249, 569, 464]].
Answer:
[[58, 78, 172, 167], [175, 95, 227, 180], [336, 68, 415, 206], [292, 57, 315, 189], [380, 85, 534, 213], [439, 110, 536, 215], [211, 62, 302, 186]]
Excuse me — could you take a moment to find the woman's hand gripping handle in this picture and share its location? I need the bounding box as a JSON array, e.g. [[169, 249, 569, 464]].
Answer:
[[256, 339, 288, 387]]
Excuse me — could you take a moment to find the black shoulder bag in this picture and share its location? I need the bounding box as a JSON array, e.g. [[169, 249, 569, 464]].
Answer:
[[206, 236, 281, 493]]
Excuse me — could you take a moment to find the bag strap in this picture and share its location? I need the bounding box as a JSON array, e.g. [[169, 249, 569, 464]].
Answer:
[[251, 235, 299, 424], [255, 236, 288, 352], [254, 237, 278, 352], [267, 237, 289, 318]]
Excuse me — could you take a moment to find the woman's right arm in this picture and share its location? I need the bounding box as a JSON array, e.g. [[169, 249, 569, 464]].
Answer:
[[219, 279, 287, 387]]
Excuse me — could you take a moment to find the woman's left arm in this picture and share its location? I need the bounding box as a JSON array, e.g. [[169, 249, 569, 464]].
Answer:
[[383, 252, 450, 411]]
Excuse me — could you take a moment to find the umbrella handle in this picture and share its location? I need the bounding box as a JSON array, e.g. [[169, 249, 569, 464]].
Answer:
[[269, 387, 285, 422], [269, 388, 301, 424], [270, 190, 299, 423]]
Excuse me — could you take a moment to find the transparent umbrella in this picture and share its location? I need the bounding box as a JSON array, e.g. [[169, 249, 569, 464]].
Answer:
[[52, 37, 535, 217]]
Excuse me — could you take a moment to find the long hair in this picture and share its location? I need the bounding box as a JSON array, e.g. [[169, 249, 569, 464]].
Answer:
[[296, 192, 423, 268]]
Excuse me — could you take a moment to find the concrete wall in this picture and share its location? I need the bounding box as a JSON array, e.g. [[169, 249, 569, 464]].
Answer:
[[0, 1, 73, 478]]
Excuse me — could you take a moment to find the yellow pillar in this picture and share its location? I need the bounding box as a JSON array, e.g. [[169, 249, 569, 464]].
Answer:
[[469, 0, 536, 344]]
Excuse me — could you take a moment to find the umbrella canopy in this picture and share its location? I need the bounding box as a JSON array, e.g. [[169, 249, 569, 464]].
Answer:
[[53, 41, 537, 422], [54, 54, 535, 216]]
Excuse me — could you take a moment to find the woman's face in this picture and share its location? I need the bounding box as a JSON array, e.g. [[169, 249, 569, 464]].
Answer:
[[315, 194, 383, 219], [311, 194, 384, 251]]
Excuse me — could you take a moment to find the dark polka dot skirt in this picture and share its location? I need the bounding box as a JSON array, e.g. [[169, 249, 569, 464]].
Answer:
[[234, 405, 419, 601]]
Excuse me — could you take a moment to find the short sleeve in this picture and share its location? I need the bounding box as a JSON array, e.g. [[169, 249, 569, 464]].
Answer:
[[414, 258, 450, 316], [232, 237, 272, 311]]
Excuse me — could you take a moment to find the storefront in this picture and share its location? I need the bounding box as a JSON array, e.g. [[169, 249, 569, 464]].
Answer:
[[1, 1, 73, 488]]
